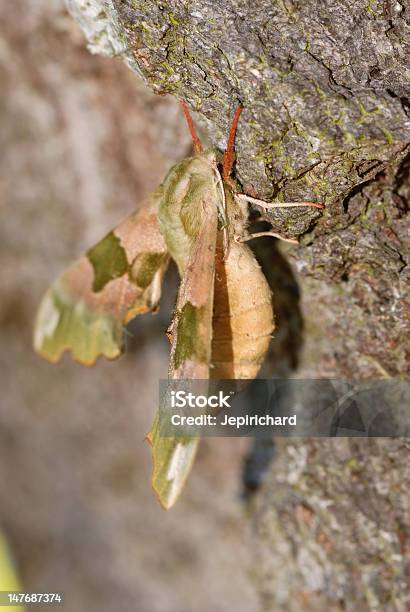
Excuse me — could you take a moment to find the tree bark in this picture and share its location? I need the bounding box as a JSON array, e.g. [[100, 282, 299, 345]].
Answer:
[[66, 1, 410, 609]]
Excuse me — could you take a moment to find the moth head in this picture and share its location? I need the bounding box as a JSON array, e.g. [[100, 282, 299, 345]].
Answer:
[[199, 149, 218, 165]]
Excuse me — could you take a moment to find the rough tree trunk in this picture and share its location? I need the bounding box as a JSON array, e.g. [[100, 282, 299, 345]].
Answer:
[[65, 1, 410, 609]]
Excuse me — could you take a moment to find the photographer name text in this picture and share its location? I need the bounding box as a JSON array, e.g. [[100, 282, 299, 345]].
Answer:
[[171, 414, 297, 428]]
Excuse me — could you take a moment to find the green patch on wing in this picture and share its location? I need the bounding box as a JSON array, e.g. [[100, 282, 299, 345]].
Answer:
[[146, 414, 198, 510], [34, 283, 122, 365], [87, 232, 128, 292], [173, 302, 207, 370], [131, 252, 168, 289]]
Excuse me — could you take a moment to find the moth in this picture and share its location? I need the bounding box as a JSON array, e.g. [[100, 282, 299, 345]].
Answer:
[[34, 102, 323, 508]]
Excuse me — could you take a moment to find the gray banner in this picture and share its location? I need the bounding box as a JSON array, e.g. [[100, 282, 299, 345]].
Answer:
[[158, 379, 410, 437]]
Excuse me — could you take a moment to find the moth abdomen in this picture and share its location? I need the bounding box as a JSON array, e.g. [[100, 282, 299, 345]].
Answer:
[[211, 241, 274, 379]]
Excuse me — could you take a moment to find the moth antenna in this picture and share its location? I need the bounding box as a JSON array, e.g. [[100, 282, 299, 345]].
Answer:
[[222, 105, 243, 181], [180, 100, 203, 154]]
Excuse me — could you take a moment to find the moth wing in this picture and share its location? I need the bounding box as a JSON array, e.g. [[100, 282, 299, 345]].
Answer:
[[146, 416, 199, 510], [34, 197, 169, 366], [147, 197, 218, 509]]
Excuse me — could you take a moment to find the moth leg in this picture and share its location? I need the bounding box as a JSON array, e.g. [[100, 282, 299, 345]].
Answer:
[[235, 232, 299, 245], [236, 193, 324, 210]]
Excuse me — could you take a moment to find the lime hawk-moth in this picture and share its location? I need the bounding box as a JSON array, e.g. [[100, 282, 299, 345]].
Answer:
[[34, 103, 323, 508]]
